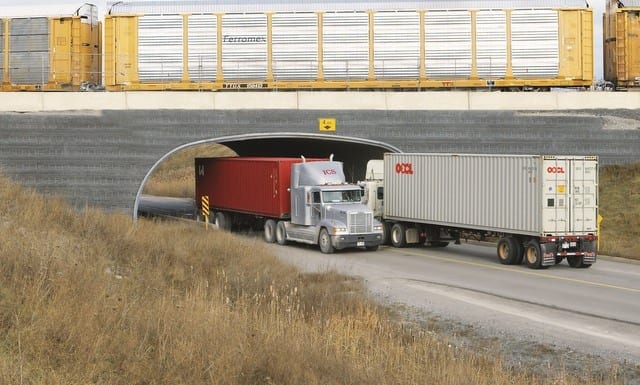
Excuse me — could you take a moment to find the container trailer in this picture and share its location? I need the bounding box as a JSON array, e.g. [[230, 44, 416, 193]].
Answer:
[[360, 153, 599, 269], [195, 156, 383, 253]]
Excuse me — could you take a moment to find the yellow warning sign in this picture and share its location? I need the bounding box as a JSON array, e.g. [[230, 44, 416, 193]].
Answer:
[[557, 185, 565, 194], [319, 118, 336, 132], [201, 195, 210, 217]]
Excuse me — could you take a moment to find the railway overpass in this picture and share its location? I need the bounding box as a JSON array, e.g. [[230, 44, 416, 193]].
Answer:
[[0, 91, 639, 216]]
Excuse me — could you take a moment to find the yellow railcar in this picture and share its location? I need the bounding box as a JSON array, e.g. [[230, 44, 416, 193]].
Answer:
[[0, 4, 101, 91], [604, 0, 640, 89]]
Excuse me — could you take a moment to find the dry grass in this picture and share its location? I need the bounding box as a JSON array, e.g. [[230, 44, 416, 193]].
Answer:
[[143, 143, 236, 197], [0, 175, 626, 385], [599, 163, 640, 260]]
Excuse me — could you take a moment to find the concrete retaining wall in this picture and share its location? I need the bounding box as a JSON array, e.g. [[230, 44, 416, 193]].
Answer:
[[0, 91, 638, 112]]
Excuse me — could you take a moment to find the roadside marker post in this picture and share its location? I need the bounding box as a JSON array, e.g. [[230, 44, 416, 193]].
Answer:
[[202, 195, 210, 230]]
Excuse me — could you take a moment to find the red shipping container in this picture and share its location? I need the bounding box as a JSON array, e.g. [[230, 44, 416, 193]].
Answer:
[[195, 157, 325, 219]]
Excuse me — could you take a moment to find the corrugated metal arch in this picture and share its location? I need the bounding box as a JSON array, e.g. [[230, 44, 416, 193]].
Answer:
[[133, 132, 401, 220]]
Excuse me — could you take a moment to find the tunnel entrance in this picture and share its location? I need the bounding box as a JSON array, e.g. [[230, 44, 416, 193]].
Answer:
[[134, 133, 401, 219]]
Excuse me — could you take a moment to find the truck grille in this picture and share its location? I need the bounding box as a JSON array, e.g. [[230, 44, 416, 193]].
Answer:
[[348, 212, 373, 234]]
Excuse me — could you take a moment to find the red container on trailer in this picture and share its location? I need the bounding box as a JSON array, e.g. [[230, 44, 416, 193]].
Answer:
[[195, 157, 325, 219]]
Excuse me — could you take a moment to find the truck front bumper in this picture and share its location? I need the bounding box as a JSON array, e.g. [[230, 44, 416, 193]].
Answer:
[[332, 233, 383, 250]]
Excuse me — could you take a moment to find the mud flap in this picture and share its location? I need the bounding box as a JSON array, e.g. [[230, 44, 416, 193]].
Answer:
[[582, 240, 597, 264], [540, 242, 557, 266]]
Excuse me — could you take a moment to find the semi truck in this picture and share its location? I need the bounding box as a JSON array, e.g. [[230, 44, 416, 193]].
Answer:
[[195, 156, 383, 253], [360, 153, 599, 269]]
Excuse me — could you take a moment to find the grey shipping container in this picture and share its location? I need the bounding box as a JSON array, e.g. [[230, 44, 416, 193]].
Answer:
[[362, 153, 599, 269]]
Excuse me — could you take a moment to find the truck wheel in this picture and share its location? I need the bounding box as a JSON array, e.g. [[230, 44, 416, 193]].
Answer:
[[524, 240, 547, 269], [275, 221, 288, 245], [264, 219, 277, 243], [567, 256, 592, 268], [319, 228, 334, 254], [215, 212, 230, 231], [381, 222, 391, 245], [390, 223, 407, 248], [497, 237, 520, 265]]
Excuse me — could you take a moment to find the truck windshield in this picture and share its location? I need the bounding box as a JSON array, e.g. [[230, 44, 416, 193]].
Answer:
[[322, 190, 362, 203]]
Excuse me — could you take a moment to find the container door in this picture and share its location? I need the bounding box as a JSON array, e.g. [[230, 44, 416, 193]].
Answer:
[[542, 158, 570, 234], [542, 158, 597, 235], [570, 158, 598, 233]]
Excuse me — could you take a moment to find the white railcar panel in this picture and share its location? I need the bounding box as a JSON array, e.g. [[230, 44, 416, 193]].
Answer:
[[425, 11, 472, 78], [511, 10, 559, 78], [188, 15, 217, 82], [221, 14, 267, 80], [323, 12, 369, 80], [272, 13, 318, 80], [373, 11, 420, 79], [138, 15, 184, 82], [476, 10, 507, 79], [9, 18, 50, 85], [0, 20, 4, 83]]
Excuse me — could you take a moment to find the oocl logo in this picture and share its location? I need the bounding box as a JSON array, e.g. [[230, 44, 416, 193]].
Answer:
[[547, 166, 565, 174], [395, 163, 414, 175]]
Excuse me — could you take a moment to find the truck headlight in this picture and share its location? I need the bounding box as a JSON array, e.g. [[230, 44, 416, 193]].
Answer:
[[332, 227, 348, 234], [374, 225, 383, 232]]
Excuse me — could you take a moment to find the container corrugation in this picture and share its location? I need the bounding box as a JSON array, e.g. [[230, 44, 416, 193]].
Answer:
[[383, 153, 598, 236], [109, 0, 589, 15]]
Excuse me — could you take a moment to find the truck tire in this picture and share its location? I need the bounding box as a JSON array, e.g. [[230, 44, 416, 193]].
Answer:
[[524, 240, 547, 269], [319, 228, 335, 254], [264, 219, 277, 243], [497, 237, 521, 265], [215, 212, 230, 231], [390, 223, 407, 248], [567, 256, 592, 268], [275, 221, 288, 245]]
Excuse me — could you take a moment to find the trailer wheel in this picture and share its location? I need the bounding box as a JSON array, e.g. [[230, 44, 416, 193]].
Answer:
[[215, 212, 230, 231], [276, 221, 288, 245], [497, 237, 520, 265], [524, 240, 547, 269], [264, 219, 277, 243], [390, 223, 407, 248], [567, 256, 592, 269], [319, 228, 335, 254]]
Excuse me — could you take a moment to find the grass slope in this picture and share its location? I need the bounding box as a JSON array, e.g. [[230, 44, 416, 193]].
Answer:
[[0, 176, 627, 385]]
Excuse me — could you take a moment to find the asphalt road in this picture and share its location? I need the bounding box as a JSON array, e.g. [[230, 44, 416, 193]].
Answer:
[[270, 241, 640, 366]]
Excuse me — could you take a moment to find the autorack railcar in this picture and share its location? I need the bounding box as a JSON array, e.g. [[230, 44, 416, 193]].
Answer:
[[103, 0, 594, 91], [604, 0, 640, 90], [0, 3, 101, 91]]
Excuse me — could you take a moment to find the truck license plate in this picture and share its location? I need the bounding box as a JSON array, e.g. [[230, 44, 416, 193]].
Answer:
[[357, 241, 365, 247]]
